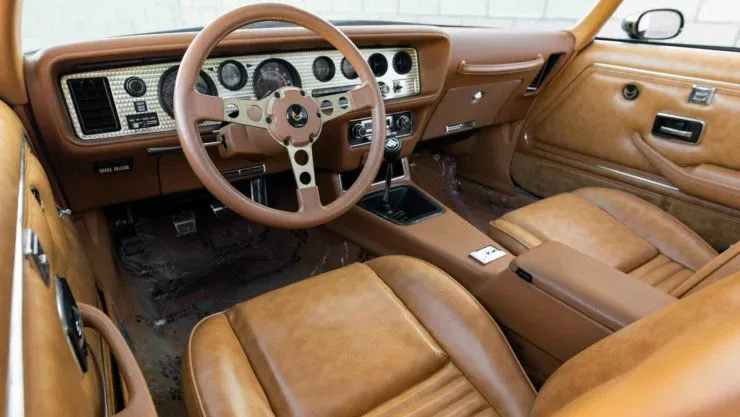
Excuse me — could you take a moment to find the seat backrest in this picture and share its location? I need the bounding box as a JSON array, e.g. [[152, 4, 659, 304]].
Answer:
[[532, 269, 740, 417], [0, 100, 112, 416]]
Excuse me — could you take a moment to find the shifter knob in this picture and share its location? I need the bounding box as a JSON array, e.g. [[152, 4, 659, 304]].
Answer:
[[384, 136, 402, 162]]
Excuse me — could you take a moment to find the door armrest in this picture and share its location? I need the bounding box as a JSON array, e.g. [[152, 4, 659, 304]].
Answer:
[[511, 242, 677, 330]]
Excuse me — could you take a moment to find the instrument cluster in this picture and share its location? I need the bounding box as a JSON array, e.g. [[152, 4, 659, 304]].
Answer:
[[60, 47, 420, 141]]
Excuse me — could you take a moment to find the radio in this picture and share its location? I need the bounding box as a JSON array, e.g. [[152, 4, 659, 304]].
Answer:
[[347, 111, 412, 147]]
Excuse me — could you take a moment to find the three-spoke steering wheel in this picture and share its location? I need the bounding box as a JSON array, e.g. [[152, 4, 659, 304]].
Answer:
[[174, 4, 386, 228]]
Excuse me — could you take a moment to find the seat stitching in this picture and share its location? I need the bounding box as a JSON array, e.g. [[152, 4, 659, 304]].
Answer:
[[186, 312, 224, 417], [575, 188, 717, 265], [187, 312, 277, 417], [224, 309, 278, 416], [366, 257, 536, 416]]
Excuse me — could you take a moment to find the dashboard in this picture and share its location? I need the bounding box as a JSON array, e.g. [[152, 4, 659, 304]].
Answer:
[[60, 47, 420, 141], [25, 25, 575, 213]]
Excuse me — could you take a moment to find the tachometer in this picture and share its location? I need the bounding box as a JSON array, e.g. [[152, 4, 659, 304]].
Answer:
[[158, 66, 218, 118], [253, 59, 302, 99]]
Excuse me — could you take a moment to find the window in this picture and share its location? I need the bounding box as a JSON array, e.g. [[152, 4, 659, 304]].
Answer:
[[598, 0, 740, 49], [22, 0, 599, 52]]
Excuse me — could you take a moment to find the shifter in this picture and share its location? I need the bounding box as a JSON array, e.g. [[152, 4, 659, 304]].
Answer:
[[379, 136, 402, 213]]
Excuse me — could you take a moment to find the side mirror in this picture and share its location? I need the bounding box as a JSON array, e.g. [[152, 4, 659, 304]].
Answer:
[[621, 9, 684, 41]]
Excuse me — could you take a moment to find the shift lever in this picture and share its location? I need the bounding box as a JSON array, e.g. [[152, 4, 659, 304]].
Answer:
[[379, 136, 402, 213]]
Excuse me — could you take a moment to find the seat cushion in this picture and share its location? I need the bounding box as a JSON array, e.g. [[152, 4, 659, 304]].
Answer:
[[490, 188, 718, 296], [182, 256, 535, 417]]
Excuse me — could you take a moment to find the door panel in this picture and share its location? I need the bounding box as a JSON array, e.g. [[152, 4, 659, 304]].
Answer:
[[0, 100, 155, 416], [517, 40, 740, 245]]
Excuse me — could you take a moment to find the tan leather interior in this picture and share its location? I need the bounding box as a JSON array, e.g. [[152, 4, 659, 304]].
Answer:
[[8, 0, 740, 415], [183, 256, 536, 417], [0, 0, 25, 104], [0, 98, 151, 416], [490, 187, 728, 297], [511, 241, 676, 331], [523, 39, 740, 214], [184, 255, 740, 417]]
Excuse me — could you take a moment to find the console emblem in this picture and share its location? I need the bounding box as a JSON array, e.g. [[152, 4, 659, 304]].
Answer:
[[287, 104, 309, 128]]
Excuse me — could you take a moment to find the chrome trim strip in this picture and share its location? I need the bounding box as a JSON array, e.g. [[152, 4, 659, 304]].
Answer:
[[6, 136, 26, 417], [597, 164, 680, 192], [146, 140, 222, 155]]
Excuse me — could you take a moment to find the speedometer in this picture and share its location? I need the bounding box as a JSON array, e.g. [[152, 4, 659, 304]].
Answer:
[[158, 66, 218, 118], [253, 59, 302, 99]]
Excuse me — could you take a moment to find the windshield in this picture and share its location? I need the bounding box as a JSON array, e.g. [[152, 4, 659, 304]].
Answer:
[[22, 0, 599, 52]]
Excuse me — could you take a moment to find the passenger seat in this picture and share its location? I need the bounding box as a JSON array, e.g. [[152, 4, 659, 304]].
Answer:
[[490, 187, 740, 298]]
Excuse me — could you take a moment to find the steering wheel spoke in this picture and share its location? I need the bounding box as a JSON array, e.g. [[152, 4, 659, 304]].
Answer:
[[287, 143, 317, 189], [314, 82, 374, 123], [222, 97, 271, 128]]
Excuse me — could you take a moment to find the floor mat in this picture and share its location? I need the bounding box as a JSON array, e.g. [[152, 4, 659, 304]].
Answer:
[[109, 191, 372, 417], [409, 151, 510, 233]]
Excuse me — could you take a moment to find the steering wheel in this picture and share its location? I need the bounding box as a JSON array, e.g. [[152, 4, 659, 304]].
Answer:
[[174, 4, 386, 229]]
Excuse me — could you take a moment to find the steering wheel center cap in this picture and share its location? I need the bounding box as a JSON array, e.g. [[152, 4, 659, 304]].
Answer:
[[265, 87, 322, 147], [286, 104, 309, 128]]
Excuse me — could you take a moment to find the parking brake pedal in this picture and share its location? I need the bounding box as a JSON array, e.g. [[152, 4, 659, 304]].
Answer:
[[171, 210, 197, 237]]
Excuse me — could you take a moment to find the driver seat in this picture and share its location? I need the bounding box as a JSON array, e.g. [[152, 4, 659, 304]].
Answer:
[[182, 256, 740, 417]]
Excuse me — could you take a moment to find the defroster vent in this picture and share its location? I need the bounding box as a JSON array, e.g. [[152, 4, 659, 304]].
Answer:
[[67, 77, 121, 135]]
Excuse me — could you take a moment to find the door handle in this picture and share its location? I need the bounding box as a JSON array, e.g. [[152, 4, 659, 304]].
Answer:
[[658, 125, 694, 139], [652, 113, 704, 144]]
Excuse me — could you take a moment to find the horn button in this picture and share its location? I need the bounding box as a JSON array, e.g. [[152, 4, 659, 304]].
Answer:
[[265, 87, 322, 147]]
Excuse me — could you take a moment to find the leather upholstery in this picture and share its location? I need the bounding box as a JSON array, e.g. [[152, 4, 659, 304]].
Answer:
[[534, 268, 740, 417], [183, 256, 536, 417], [0, 100, 122, 416], [184, 255, 740, 417], [490, 187, 722, 297]]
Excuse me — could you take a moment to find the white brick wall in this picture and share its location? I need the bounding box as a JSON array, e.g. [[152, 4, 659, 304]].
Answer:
[[21, 0, 740, 51]]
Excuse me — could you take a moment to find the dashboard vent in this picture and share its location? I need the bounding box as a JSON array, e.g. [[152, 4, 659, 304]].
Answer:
[[527, 53, 563, 92], [67, 77, 121, 135]]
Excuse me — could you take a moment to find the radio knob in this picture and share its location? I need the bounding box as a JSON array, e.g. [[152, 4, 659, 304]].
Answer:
[[395, 115, 412, 131], [351, 124, 368, 139]]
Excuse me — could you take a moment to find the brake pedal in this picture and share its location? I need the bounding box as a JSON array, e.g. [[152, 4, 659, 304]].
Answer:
[[171, 210, 197, 237]]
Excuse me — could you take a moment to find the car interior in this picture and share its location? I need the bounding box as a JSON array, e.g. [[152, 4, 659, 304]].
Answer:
[[3, 0, 740, 416]]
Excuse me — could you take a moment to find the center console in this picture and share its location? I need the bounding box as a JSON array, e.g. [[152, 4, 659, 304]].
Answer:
[[325, 164, 677, 383]]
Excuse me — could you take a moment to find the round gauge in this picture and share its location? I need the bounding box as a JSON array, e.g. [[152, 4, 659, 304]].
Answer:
[[368, 53, 388, 77], [158, 66, 218, 118], [253, 59, 302, 99], [393, 51, 413, 75], [312, 56, 335, 82], [341, 58, 358, 79], [218, 60, 247, 91]]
